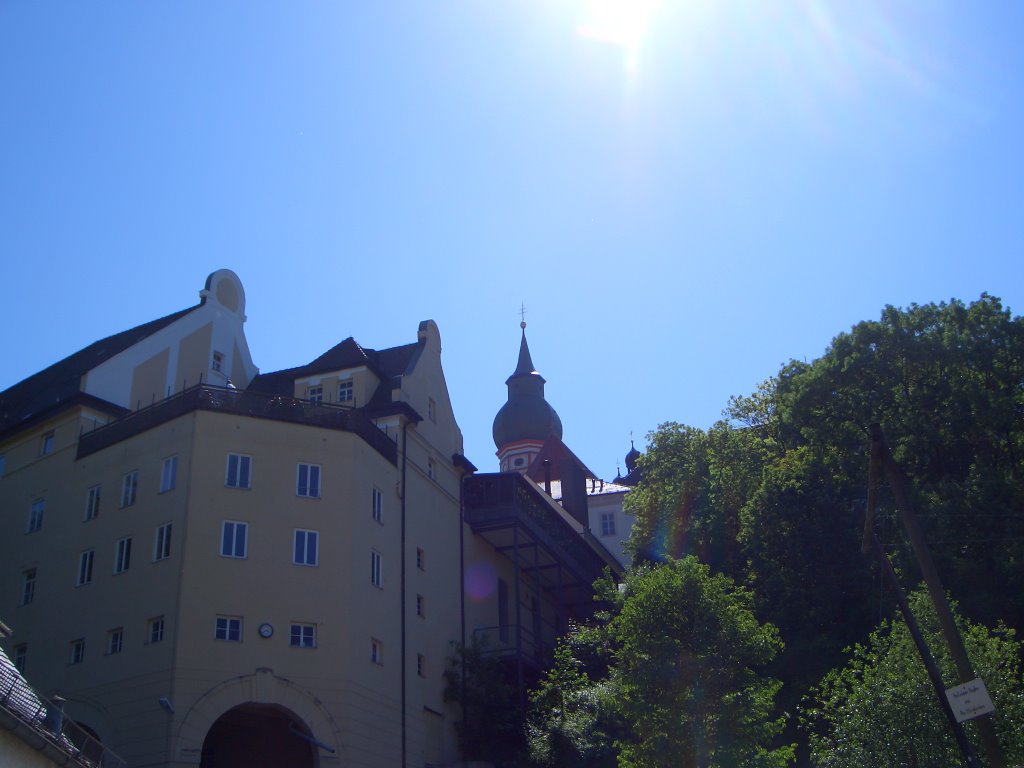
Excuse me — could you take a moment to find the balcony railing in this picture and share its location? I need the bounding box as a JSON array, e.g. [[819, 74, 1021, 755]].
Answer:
[[77, 385, 398, 463], [473, 624, 554, 669], [463, 473, 610, 588], [0, 658, 125, 767]]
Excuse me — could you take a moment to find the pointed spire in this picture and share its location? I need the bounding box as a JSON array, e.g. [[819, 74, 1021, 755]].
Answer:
[[512, 321, 537, 378]]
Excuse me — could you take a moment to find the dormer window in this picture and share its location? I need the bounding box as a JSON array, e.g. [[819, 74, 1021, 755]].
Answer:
[[307, 385, 323, 403], [212, 351, 224, 373], [41, 433, 54, 455], [338, 380, 353, 403]]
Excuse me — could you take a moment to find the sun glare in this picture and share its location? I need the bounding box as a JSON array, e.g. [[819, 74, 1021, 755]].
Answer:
[[577, 0, 661, 71]]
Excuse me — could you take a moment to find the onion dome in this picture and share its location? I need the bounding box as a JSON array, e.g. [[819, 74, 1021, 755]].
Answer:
[[492, 323, 563, 450], [625, 441, 641, 473]]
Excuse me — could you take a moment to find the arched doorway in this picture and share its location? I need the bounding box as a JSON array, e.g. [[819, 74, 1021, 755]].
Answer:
[[200, 703, 317, 768]]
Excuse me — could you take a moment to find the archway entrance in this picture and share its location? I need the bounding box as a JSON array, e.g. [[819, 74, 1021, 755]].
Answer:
[[200, 703, 317, 768]]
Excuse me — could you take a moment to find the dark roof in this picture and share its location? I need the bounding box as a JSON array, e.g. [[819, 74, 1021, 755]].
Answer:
[[0, 305, 198, 437], [247, 337, 423, 413], [524, 436, 596, 482]]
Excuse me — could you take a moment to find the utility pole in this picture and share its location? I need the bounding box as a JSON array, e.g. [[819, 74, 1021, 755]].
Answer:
[[867, 424, 1005, 768]]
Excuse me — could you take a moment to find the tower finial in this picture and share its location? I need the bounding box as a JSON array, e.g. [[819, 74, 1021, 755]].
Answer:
[[519, 302, 527, 330]]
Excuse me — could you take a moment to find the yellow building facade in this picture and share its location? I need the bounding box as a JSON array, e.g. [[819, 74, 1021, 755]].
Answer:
[[0, 270, 620, 768]]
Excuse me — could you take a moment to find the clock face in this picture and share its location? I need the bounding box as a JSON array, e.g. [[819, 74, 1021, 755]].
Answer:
[[258, 623, 273, 638]]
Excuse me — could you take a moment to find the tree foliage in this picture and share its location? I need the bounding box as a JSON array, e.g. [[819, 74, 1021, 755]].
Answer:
[[621, 295, 1024, 760], [527, 558, 793, 768], [804, 588, 1024, 768]]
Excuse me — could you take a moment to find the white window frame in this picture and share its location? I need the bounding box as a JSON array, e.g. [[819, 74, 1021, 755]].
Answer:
[[85, 485, 101, 521], [220, 521, 248, 559], [296, 463, 321, 498], [225, 453, 252, 489], [107, 627, 124, 655], [26, 499, 44, 533], [77, 550, 94, 586], [215, 615, 243, 642], [289, 623, 316, 648], [600, 512, 616, 537], [147, 616, 165, 644], [160, 456, 178, 493], [121, 470, 138, 507], [20, 569, 36, 605], [69, 638, 85, 665], [307, 384, 323, 402], [338, 379, 353, 403], [371, 550, 382, 588], [372, 487, 383, 523], [293, 529, 319, 566], [114, 537, 132, 574], [154, 523, 172, 561], [212, 351, 224, 373]]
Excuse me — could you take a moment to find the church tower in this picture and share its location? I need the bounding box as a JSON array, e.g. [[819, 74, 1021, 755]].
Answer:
[[491, 322, 563, 472]]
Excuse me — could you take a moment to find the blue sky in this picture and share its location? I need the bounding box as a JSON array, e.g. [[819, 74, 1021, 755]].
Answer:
[[2, 2, 1022, 477]]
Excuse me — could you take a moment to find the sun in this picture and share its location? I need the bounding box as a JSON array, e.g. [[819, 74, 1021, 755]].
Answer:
[[576, 0, 661, 71]]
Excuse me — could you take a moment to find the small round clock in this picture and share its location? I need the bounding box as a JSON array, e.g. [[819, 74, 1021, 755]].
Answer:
[[258, 623, 274, 638]]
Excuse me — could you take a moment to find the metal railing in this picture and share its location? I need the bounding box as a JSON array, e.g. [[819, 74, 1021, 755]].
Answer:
[[0, 658, 125, 767], [77, 385, 398, 464]]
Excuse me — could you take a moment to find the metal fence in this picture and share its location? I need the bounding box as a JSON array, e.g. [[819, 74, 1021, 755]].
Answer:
[[0, 655, 126, 767]]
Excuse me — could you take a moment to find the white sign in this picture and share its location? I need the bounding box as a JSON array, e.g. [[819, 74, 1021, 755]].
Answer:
[[945, 678, 995, 723]]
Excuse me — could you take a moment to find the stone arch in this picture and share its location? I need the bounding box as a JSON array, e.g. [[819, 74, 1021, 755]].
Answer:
[[175, 668, 342, 765]]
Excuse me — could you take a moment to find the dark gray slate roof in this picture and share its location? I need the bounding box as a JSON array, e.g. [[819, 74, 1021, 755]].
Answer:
[[0, 305, 198, 438]]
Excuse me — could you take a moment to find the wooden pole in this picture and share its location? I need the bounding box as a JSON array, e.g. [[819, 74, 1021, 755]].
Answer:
[[869, 424, 1004, 768]]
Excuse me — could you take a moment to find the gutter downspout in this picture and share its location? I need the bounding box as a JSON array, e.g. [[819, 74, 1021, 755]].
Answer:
[[459, 467, 467, 768], [400, 420, 409, 768]]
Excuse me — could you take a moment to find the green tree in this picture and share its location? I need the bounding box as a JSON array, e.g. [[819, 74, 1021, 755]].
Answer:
[[528, 558, 794, 768], [804, 588, 1024, 767], [443, 637, 526, 767]]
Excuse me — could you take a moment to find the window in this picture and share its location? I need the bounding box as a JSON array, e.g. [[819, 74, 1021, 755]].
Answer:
[[416, 594, 425, 618], [290, 623, 316, 648], [307, 385, 323, 402], [13, 645, 26, 673], [338, 380, 353, 403], [600, 512, 616, 537], [107, 628, 124, 655], [85, 485, 101, 521], [26, 499, 44, 533], [428, 397, 437, 422], [370, 638, 383, 665], [0, 454, 6, 477], [293, 529, 319, 566], [417, 653, 426, 677], [69, 638, 85, 665], [427, 458, 436, 480], [160, 456, 178, 493], [296, 463, 321, 498], [371, 550, 382, 587], [416, 547, 425, 571], [147, 616, 165, 644], [121, 470, 138, 507], [41, 433, 54, 455], [225, 453, 251, 489], [20, 569, 36, 605], [114, 537, 132, 574], [212, 351, 224, 373], [372, 487, 383, 523], [215, 616, 242, 642], [154, 523, 172, 561], [221, 521, 248, 558], [77, 550, 94, 586]]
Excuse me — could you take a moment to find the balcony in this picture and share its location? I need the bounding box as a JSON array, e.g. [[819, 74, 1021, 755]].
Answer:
[[463, 473, 617, 615], [77, 385, 398, 463]]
